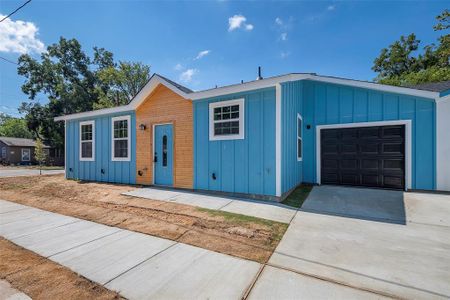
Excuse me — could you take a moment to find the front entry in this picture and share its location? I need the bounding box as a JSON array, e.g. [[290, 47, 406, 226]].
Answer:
[[154, 124, 173, 186]]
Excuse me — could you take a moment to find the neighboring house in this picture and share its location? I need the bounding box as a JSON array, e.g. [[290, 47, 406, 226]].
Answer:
[[55, 73, 450, 199], [0, 137, 64, 166]]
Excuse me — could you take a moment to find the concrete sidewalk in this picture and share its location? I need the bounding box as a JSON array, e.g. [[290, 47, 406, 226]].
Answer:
[[123, 187, 296, 223], [0, 199, 384, 300]]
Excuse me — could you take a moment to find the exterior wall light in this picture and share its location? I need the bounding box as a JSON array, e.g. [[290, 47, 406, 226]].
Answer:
[[139, 124, 146, 131]]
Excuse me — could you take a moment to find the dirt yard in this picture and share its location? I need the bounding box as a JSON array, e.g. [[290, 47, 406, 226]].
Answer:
[[0, 238, 122, 300], [0, 175, 288, 263]]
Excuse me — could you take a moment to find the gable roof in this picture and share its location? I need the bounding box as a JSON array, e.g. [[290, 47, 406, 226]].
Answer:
[[0, 137, 50, 148], [54, 74, 192, 121], [55, 72, 441, 121]]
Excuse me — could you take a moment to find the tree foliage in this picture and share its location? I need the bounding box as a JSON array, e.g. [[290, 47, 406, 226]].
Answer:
[[34, 138, 46, 174], [372, 9, 450, 86], [0, 113, 34, 139], [17, 37, 150, 148]]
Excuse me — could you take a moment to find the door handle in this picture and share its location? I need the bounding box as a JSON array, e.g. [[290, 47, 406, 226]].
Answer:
[[154, 152, 158, 163]]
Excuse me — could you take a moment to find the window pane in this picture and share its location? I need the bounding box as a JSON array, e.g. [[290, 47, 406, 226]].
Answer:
[[223, 106, 230, 113], [114, 140, 128, 158], [114, 120, 128, 138], [214, 107, 221, 114], [298, 118, 302, 138], [231, 112, 239, 119], [81, 141, 92, 158], [214, 113, 222, 121], [162, 135, 168, 167], [81, 124, 92, 141], [231, 105, 239, 112], [298, 138, 302, 158], [214, 121, 239, 136]]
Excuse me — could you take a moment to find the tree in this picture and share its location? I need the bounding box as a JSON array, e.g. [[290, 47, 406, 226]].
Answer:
[[372, 9, 450, 86], [34, 138, 46, 175], [0, 114, 34, 139], [17, 37, 150, 148], [93, 62, 151, 109]]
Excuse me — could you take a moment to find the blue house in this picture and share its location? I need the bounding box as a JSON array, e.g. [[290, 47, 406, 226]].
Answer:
[[55, 73, 450, 200]]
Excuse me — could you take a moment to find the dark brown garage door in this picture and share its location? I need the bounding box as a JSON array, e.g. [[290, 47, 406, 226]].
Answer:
[[321, 125, 405, 190]]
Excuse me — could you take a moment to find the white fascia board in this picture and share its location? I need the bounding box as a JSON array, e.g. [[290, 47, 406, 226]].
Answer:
[[128, 74, 191, 109], [190, 74, 308, 100], [308, 75, 440, 99], [54, 74, 191, 122], [189, 73, 439, 101], [54, 105, 133, 121]]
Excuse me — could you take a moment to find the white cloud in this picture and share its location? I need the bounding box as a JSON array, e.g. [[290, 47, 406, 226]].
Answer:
[[327, 5, 336, 11], [275, 17, 283, 26], [179, 68, 198, 82], [280, 32, 288, 41], [174, 63, 183, 71], [0, 15, 45, 54], [195, 50, 211, 60], [280, 51, 290, 59], [228, 14, 254, 31]]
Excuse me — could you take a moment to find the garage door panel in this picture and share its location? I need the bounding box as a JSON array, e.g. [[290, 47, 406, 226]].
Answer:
[[321, 125, 405, 190]]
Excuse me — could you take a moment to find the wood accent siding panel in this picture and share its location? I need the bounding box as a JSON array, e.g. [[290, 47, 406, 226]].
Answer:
[[136, 84, 193, 188]]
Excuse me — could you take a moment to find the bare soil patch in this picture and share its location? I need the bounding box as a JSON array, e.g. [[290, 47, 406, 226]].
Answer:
[[0, 238, 122, 300], [0, 175, 288, 263]]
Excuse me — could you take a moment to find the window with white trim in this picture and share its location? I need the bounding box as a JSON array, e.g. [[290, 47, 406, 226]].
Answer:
[[21, 148, 30, 161], [297, 114, 303, 161], [80, 121, 95, 161], [112, 115, 131, 161], [209, 98, 244, 141], [1, 147, 5, 158]]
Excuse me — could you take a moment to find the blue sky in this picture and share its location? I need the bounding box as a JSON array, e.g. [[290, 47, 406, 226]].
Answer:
[[0, 0, 447, 117]]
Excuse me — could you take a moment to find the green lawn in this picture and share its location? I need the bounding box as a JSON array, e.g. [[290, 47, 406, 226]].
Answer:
[[281, 184, 313, 208]]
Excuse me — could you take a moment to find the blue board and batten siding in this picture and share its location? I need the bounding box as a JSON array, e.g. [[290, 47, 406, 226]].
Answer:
[[66, 112, 136, 184], [281, 81, 304, 195], [193, 88, 276, 197], [301, 80, 436, 190]]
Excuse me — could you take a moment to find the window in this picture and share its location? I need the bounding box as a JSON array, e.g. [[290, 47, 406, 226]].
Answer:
[[162, 135, 168, 166], [1, 147, 5, 159], [112, 115, 131, 161], [297, 114, 303, 161], [21, 149, 30, 161], [209, 98, 244, 141], [79, 120, 95, 161]]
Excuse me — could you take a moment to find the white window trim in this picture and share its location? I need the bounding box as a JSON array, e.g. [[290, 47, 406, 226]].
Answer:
[[111, 115, 131, 162], [21, 148, 30, 161], [1, 147, 6, 159], [297, 113, 303, 161], [79, 120, 95, 161], [209, 98, 245, 141]]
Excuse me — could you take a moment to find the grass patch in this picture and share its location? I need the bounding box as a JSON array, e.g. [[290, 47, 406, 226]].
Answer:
[[281, 184, 313, 208], [197, 207, 286, 226]]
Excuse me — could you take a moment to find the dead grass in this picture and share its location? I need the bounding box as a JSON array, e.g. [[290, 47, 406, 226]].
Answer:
[[0, 238, 122, 300], [0, 175, 288, 263]]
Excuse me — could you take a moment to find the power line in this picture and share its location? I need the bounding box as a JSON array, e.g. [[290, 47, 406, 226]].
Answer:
[[0, 56, 18, 65], [0, 0, 32, 23]]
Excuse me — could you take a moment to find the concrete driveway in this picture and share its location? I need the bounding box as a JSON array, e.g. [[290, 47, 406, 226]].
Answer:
[[0, 168, 64, 178], [268, 185, 450, 299]]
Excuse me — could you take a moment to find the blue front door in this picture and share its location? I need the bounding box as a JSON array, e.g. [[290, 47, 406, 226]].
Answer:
[[154, 124, 173, 186]]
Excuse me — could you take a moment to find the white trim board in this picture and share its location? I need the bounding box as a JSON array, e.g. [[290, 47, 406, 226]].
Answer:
[[275, 84, 282, 197], [436, 96, 450, 191], [111, 115, 131, 162], [315, 120, 412, 190], [79, 120, 95, 162]]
